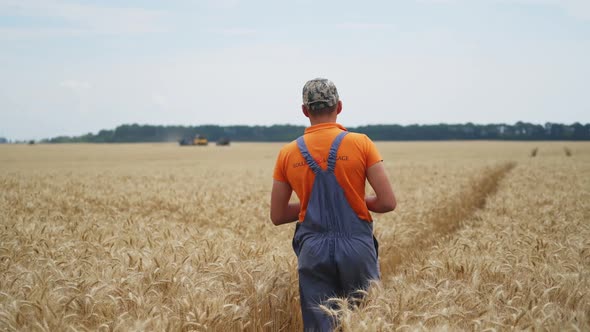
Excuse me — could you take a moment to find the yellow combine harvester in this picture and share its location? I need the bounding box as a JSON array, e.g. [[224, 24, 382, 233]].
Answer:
[[179, 134, 208, 146]]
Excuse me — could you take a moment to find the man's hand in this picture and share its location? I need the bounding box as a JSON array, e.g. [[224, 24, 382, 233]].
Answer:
[[270, 180, 301, 225], [365, 161, 396, 213]]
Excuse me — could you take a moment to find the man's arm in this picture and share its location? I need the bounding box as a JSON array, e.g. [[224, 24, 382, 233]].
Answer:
[[365, 161, 396, 213], [270, 180, 301, 225]]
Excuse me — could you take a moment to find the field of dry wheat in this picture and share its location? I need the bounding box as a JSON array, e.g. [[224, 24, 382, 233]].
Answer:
[[1, 141, 589, 331]]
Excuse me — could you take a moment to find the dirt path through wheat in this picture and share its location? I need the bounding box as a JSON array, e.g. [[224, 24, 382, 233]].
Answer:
[[379, 162, 516, 275]]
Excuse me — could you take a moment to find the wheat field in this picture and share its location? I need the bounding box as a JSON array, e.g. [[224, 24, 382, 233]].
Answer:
[[1, 141, 589, 331]]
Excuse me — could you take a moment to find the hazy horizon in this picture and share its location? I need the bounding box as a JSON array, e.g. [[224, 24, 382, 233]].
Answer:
[[1, 0, 589, 140], [2, 120, 587, 142]]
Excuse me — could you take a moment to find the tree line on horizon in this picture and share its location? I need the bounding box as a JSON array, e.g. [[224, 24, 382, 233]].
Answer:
[[18, 122, 590, 143]]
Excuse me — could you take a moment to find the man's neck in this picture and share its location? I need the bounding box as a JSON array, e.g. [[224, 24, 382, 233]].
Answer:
[[309, 116, 338, 126]]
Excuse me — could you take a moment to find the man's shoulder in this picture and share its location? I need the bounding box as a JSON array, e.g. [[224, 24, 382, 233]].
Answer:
[[345, 131, 368, 139], [281, 138, 299, 150], [277, 139, 300, 158], [344, 131, 371, 144]]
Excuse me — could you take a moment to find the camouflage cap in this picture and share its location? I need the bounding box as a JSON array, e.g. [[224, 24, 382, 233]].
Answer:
[[302, 78, 339, 111]]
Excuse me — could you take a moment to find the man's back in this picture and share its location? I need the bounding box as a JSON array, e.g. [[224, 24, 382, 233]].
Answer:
[[273, 123, 382, 222]]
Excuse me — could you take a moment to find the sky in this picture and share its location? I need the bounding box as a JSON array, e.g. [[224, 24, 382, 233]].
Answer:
[[0, 0, 589, 140]]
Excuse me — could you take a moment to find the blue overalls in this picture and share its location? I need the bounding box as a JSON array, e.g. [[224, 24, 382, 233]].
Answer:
[[292, 131, 380, 331]]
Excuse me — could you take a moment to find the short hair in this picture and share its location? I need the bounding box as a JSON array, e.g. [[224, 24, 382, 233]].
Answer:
[[306, 103, 338, 117]]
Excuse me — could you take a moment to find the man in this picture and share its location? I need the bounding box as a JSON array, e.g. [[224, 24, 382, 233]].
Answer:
[[270, 78, 396, 331]]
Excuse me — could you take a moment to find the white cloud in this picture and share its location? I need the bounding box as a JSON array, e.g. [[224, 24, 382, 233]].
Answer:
[[0, 0, 168, 37], [335, 23, 396, 31], [60, 79, 91, 92], [0, 27, 84, 39], [506, 0, 590, 18], [215, 27, 258, 36], [415, 0, 456, 3], [58, 79, 92, 114], [415, 0, 590, 20], [206, 0, 241, 10], [151, 94, 168, 108], [561, 0, 590, 20]]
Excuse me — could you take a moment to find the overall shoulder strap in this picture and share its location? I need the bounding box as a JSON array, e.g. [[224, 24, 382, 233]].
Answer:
[[327, 131, 348, 172], [296, 136, 321, 174]]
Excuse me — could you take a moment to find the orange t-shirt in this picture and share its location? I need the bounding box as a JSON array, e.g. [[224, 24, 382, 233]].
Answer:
[[273, 123, 383, 222]]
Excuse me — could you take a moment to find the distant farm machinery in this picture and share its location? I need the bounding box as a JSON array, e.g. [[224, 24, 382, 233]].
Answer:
[[179, 134, 230, 146], [179, 134, 208, 146]]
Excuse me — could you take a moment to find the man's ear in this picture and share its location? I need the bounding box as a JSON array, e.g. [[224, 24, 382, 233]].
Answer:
[[302, 105, 310, 118], [336, 100, 343, 115]]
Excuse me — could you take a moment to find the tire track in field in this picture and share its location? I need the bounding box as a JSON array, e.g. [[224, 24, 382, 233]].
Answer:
[[380, 161, 516, 276]]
